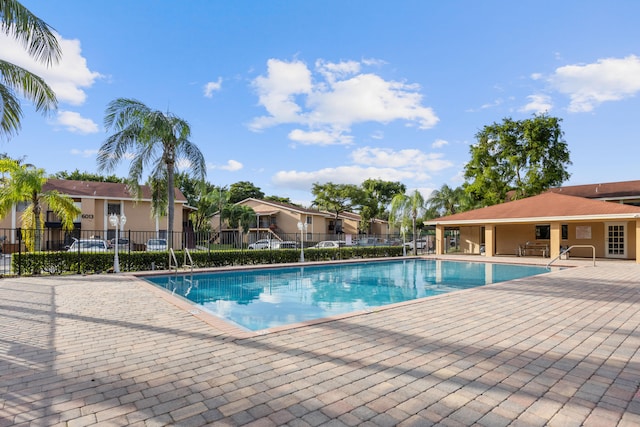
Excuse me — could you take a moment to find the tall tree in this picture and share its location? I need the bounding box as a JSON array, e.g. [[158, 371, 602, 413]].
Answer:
[[389, 190, 426, 255], [97, 98, 206, 248], [174, 172, 220, 234], [427, 184, 464, 216], [227, 181, 264, 204], [359, 179, 406, 232], [222, 204, 255, 247], [1, 0, 60, 140], [53, 169, 126, 183], [311, 182, 361, 229], [464, 114, 571, 206], [0, 159, 80, 251]]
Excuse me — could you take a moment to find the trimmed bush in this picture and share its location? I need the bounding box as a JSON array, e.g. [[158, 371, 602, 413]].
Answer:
[[11, 245, 405, 276]]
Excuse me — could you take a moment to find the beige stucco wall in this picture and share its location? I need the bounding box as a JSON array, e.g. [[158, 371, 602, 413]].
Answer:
[[460, 226, 483, 254]]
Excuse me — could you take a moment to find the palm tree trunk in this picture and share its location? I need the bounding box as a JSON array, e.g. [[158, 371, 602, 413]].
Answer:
[[167, 163, 175, 249]]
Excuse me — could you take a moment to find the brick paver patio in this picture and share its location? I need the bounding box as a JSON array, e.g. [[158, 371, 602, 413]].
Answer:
[[1, 256, 639, 426]]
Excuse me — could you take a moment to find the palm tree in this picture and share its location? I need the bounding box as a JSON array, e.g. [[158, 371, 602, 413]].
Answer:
[[427, 184, 464, 216], [97, 98, 206, 248], [222, 204, 256, 248], [1, 0, 60, 140], [389, 190, 426, 256], [0, 159, 80, 251]]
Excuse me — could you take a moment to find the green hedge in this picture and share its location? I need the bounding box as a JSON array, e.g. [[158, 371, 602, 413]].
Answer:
[[9, 245, 405, 275]]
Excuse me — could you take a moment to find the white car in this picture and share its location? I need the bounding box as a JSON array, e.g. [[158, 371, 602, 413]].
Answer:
[[67, 239, 110, 252], [313, 240, 346, 248], [404, 238, 430, 250], [146, 238, 168, 251], [270, 241, 298, 249], [248, 239, 271, 249]]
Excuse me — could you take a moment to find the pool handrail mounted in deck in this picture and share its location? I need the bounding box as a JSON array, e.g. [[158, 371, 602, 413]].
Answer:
[[547, 245, 596, 268]]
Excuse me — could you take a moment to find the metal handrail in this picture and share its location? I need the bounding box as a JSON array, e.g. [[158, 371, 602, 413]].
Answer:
[[184, 248, 194, 274], [547, 245, 596, 268], [169, 248, 179, 272]]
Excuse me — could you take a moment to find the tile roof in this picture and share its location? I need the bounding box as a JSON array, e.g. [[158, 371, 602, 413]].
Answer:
[[427, 192, 640, 224], [43, 179, 187, 202], [547, 179, 640, 199]]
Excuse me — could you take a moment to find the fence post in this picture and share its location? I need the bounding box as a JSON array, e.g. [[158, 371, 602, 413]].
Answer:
[[16, 227, 22, 276]]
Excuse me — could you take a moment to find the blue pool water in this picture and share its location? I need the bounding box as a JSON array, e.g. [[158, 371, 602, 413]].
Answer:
[[143, 259, 555, 331]]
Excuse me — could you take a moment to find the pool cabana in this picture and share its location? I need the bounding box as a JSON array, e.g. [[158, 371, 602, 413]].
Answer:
[[425, 192, 640, 263]]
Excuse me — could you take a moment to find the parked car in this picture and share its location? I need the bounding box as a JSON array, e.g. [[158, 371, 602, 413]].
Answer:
[[313, 240, 346, 248], [109, 237, 131, 251], [67, 238, 110, 252], [404, 238, 432, 250], [357, 237, 385, 246], [270, 240, 298, 249], [146, 238, 167, 251], [248, 239, 272, 249]]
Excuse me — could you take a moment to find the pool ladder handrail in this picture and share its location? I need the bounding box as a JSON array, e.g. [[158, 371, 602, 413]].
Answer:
[[546, 245, 596, 268], [169, 248, 194, 274], [183, 248, 194, 274]]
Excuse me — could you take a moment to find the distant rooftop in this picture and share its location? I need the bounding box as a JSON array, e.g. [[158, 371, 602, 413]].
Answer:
[[547, 180, 640, 200]]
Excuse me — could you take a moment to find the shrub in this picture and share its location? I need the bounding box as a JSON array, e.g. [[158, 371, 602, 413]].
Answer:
[[11, 245, 405, 276]]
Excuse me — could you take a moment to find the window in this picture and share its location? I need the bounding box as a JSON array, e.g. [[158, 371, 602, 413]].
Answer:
[[306, 216, 312, 225], [535, 225, 550, 240], [107, 203, 121, 215], [536, 224, 568, 240]]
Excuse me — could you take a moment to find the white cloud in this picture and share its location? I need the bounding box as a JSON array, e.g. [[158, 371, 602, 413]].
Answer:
[[273, 166, 426, 191], [55, 110, 99, 134], [350, 147, 453, 172], [1, 32, 102, 106], [549, 55, 640, 112], [204, 77, 223, 98], [208, 160, 243, 171], [519, 94, 553, 114], [249, 58, 439, 144], [431, 139, 448, 149], [272, 146, 454, 191], [250, 59, 313, 130], [70, 148, 98, 158], [288, 129, 353, 146]]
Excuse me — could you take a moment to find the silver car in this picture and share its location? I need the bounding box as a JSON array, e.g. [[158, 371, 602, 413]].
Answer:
[[146, 238, 167, 251], [67, 239, 110, 252]]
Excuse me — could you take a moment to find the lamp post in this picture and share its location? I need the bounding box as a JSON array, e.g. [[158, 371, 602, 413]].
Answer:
[[297, 221, 308, 262], [109, 213, 126, 273], [401, 225, 408, 257]]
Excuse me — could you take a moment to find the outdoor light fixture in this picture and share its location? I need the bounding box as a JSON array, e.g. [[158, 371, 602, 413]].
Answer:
[[109, 213, 127, 273], [297, 221, 308, 262]]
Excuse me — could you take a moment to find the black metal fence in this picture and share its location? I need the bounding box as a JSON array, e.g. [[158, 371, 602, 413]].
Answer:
[[0, 227, 445, 276]]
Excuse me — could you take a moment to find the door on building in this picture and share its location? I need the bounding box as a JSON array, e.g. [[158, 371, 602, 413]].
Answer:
[[605, 222, 626, 258]]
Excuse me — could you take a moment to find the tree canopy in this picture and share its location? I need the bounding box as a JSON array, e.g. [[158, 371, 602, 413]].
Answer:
[[427, 184, 465, 217], [464, 114, 571, 207], [0, 159, 80, 251], [358, 179, 406, 232], [53, 169, 126, 183], [227, 181, 264, 204], [311, 182, 361, 224], [0, 0, 60, 140]]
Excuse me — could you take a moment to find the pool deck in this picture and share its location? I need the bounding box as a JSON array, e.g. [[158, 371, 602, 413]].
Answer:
[[1, 255, 639, 426]]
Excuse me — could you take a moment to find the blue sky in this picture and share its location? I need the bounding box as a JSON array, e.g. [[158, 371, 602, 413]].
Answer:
[[4, 1, 640, 205]]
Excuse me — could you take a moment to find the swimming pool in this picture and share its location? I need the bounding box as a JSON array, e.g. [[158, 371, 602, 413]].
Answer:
[[143, 259, 555, 331]]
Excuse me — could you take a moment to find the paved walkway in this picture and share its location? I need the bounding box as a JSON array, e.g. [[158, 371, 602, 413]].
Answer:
[[1, 256, 640, 426]]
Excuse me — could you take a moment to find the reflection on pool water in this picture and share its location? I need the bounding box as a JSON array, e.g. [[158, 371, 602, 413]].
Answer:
[[143, 259, 556, 331]]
